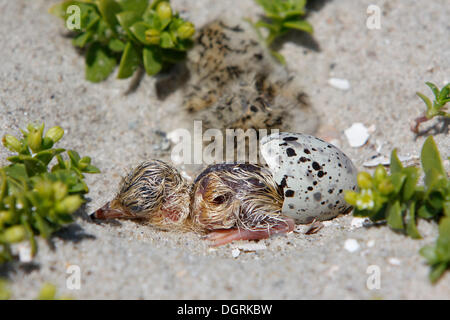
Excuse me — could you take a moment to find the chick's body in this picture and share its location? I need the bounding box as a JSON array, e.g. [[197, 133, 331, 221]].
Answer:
[[191, 163, 295, 246], [183, 20, 318, 134]]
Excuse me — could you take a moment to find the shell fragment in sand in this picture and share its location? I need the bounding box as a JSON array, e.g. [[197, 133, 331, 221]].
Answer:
[[231, 248, 241, 258], [350, 217, 367, 229], [388, 257, 401, 266], [344, 123, 370, 148], [328, 78, 351, 90], [363, 154, 418, 167], [18, 243, 33, 263], [344, 238, 360, 253], [234, 242, 267, 252]]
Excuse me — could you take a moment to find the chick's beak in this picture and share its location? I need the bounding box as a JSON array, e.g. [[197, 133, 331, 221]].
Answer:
[[89, 201, 126, 220]]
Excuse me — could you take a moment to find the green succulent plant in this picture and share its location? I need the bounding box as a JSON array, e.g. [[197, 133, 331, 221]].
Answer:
[[345, 136, 449, 283], [412, 82, 450, 133], [0, 123, 100, 263], [0, 280, 73, 300], [0, 279, 10, 300], [250, 0, 313, 64], [49, 0, 195, 82], [420, 217, 450, 283], [36, 283, 73, 300]]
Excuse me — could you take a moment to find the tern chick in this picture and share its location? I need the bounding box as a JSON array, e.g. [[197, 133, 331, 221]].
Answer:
[[92, 161, 294, 246]]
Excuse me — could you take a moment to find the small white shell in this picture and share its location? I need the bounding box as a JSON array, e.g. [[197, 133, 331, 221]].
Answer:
[[344, 123, 370, 148], [260, 132, 358, 223]]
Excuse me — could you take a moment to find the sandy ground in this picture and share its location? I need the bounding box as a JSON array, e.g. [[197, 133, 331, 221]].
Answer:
[[0, 0, 449, 299]]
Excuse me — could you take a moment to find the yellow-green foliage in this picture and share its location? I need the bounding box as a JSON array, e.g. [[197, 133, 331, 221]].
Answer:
[[49, 0, 196, 82], [0, 123, 100, 263], [345, 136, 449, 283]]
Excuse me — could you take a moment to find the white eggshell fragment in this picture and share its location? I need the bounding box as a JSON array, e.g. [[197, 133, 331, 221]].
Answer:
[[328, 78, 351, 90], [344, 123, 370, 148], [260, 132, 358, 224]]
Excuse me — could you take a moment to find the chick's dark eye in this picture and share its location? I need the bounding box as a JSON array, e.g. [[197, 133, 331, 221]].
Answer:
[[129, 204, 142, 213], [213, 194, 229, 205]]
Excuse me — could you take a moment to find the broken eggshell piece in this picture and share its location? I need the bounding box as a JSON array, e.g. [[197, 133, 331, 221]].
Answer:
[[260, 132, 358, 224]]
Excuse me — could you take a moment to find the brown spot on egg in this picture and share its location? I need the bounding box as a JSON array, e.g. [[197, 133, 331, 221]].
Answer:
[[286, 148, 297, 157], [285, 189, 295, 197], [312, 161, 321, 170], [313, 192, 322, 201]]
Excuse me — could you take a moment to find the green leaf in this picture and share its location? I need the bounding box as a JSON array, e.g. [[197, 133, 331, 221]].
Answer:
[[283, 19, 313, 33], [5, 155, 21, 164], [68, 181, 88, 194], [417, 203, 438, 219], [285, 11, 306, 20], [444, 200, 450, 217], [152, 15, 167, 31], [33, 213, 52, 239], [85, 43, 116, 83], [117, 41, 141, 79], [24, 159, 48, 175], [254, 20, 279, 32], [389, 172, 406, 195], [108, 38, 125, 52], [72, 31, 94, 48], [406, 201, 421, 239], [97, 0, 122, 29], [117, 0, 148, 14], [402, 166, 420, 201], [255, 0, 278, 15], [159, 18, 172, 31], [168, 16, 185, 32], [160, 31, 175, 48], [149, 0, 166, 10], [429, 262, 447, 283], [67, 150, 81, 166], [416, 92, 433, 112], [427, 191, 444, 210], [420, 245, 437, 264], [41, 137, 54, 151], [35, 149, 65, 167], [3, 164, 28, 181], [130, 21, 153, 45], [82, 165, 101, 174], [93, 19, 110, 43], [421, 136, 445, 188], [84, 9, 101, 31], [436, 217, 450, 260], [142, 46, 163, 75], [425, 82, 440, 99], [386, 200, 404, 230], [0, 170, 6, 201], [116, 10, 141, 35], [21, 217, 37, 256], [54, 155, 67, 170], [390, 149, 403, 173], [438, 84, 450, 103]]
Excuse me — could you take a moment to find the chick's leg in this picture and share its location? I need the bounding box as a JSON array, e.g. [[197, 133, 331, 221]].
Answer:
[[205, 217, 295, 246]]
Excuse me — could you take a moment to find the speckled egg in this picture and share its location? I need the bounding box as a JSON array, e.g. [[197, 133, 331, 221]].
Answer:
[[260, 132, 358, 224]]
